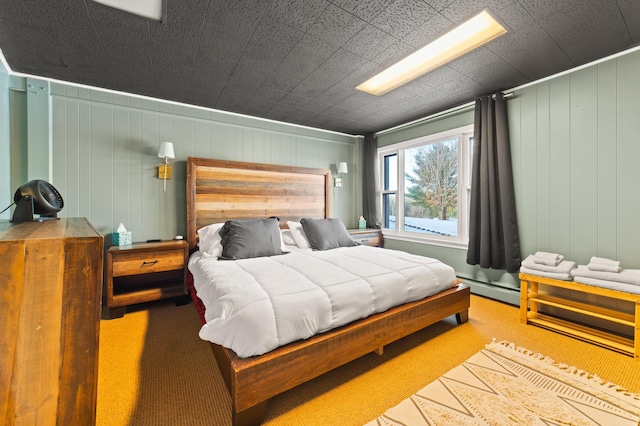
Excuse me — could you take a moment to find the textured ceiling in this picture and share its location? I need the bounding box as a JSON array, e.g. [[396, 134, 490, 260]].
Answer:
[[1, 0, 640, 135]]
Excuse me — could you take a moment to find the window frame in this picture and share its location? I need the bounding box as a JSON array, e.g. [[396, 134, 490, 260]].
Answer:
[[378, 124, 474, 249]]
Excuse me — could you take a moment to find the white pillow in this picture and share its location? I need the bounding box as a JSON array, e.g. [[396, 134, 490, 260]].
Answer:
[[278, 228, 287, 252], [197, 222, 225, 258], [280, 229, 296, 246], [282, 243, 312, 252], [287, 221, 310, 249]]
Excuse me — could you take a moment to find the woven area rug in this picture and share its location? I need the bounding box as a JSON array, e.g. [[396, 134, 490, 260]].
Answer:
[[366, 340, 640, 425]]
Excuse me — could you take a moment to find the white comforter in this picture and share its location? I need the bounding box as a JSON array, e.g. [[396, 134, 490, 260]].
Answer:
[[188, 245, 457, 358]]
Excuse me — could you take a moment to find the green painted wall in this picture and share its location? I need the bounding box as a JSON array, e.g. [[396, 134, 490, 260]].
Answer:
[[9, 78, 28, 195], [0, 62, 9, 219], [512, 53, 640, 267], [377, 109, 474, 148], [377, 48, 640, 305], [13, 81, 361, 243]]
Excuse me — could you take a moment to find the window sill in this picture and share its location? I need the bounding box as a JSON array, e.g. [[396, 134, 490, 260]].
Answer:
[[382, 231, 468, 250]]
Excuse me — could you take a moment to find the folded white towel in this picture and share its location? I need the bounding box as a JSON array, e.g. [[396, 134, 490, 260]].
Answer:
[[587, 262, 621, 273], [533, 252, 564, 266], [571, 265, 640, 286], [589, 256, 620, 267], [520, 266, 573, 281], [573, 276, 640, 295], [535, 251, 561, 260], [521, 255, 576, 274]]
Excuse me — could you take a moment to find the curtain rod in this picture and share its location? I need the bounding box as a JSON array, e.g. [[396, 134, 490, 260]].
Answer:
[[376, 92, 512, 136]]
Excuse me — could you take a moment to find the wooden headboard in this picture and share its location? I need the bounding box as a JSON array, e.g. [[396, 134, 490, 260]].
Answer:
[[186, 157, 332, 252]]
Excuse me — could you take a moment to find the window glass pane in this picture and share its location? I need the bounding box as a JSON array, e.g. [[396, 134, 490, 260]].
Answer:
[[403, 138, 458, 236], [383, 154, 397, 191], [383, 193, 396, 229]]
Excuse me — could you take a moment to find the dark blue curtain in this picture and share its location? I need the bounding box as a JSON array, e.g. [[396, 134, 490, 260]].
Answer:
[[467, 94, 521, 273]]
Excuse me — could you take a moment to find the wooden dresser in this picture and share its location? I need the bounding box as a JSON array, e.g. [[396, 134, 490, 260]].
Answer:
[[0, 218, 103, 425]]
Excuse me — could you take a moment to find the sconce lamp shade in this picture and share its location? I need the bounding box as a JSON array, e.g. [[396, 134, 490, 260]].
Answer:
[[158, 142, 174, 193], [337, 162, 348, 175], [334, 162, 348, 188], [158, 142, 175, 159]]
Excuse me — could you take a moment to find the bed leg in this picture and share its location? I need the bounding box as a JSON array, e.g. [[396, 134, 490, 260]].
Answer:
[[233, 401, 268, 426], [456, 309, 469, 324]]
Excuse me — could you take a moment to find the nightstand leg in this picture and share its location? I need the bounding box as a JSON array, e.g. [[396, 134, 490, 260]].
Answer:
[[174, 294, 191, 306], [102, 306, 126, 320]]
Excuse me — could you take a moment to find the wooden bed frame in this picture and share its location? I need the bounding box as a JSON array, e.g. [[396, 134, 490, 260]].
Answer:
[[186, 157, 470, 426]]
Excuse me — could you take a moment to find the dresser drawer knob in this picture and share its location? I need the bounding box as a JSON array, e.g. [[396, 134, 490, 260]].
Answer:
[[142, 260, 159, 266]]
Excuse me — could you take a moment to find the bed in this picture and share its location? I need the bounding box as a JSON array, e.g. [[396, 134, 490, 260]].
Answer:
[[185, 157, 470, 426]]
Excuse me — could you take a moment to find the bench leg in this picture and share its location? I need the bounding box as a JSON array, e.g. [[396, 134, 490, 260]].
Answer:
[[635, 300, 639, 360], [520, 279, 529, 324]]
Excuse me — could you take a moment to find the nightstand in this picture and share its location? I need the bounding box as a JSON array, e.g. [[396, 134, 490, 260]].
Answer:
[[348, 228, 383, 247], [104, 240, 189, 319]]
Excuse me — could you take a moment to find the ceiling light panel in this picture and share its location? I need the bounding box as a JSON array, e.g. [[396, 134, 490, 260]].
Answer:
[[93, 0, 162, 21], [357, 11, 507, 96]]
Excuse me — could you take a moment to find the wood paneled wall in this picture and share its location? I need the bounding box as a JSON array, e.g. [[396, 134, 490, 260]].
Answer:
[[46, 84, 360, 243], [511, 50, 640, 268], [0, 64, 10, 220]]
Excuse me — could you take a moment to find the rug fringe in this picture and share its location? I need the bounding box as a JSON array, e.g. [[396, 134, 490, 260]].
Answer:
[[487, 338, 640, 401]]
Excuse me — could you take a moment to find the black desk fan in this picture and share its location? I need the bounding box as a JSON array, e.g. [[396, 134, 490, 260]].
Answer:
[[10, 179, 64, 223]]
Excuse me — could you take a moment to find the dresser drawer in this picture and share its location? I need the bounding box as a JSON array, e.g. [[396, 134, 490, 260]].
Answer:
[[111, 249, 184, 276], [348, 229, 383, 247]]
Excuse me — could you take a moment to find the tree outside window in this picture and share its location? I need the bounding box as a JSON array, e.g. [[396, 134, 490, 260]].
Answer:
[[406, 139, 457, 222]]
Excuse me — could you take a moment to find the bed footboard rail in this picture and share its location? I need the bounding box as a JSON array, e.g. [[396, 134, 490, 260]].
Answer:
[[213, 283, 470, 426]]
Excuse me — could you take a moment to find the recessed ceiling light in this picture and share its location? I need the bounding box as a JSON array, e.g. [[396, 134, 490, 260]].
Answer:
[[356, 10, 507, 96], [92, 0, 163, 21]]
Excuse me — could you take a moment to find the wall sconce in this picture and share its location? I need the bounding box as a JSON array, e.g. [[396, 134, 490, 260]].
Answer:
[[334, 162, 348, 187], [157, 142, 175, 192]]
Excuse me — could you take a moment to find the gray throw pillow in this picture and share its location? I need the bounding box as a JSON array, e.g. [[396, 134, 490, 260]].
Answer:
[[300, 218, 358, 251], [219, 218, 286, 260]]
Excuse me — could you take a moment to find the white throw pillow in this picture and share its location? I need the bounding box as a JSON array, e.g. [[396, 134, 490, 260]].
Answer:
[[280, 229, 296, 246], [197, 222, 225, 258], [286, 221, 310, 249]]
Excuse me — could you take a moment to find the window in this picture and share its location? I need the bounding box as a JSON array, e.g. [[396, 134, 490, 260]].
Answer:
[[378, 125, 473, 248]]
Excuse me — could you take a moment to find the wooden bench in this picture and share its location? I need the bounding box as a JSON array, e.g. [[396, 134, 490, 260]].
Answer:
[[519, 273, 639, 359]]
